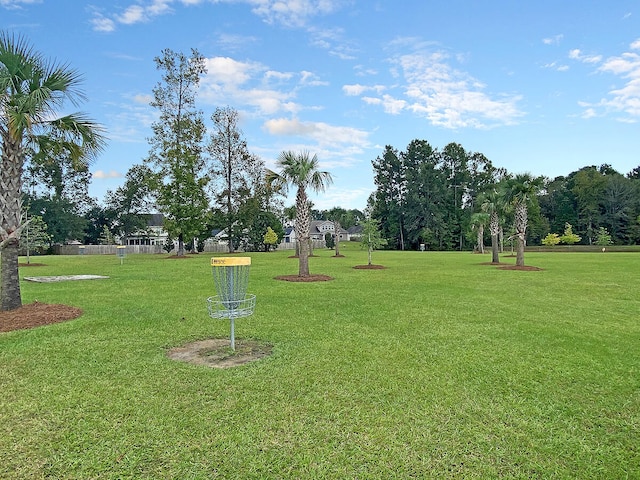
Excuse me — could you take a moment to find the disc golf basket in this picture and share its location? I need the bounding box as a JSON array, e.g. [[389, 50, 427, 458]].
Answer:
[[116, 246, 126, 265], [207, 257, 256, 350]]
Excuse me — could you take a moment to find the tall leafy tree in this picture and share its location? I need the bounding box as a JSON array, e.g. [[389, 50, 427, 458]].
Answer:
[[440, 142, 471, 250], [502, 173, 543, 267], [208, 106, 252, 252], [371, 145, 406, 249], [266, 151, 332, 277], [539, 175, 578, 237], [0, 33, 104, 310], [570, 166, 607, 244], [28, 194, 87, 245], [402, 139, 448, 249], [601, 173, 634, 244], [146, 48, 209, 256], [104, 164, 154, 245]]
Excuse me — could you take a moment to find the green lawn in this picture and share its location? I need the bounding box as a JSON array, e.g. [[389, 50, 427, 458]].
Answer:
[[1, 246, 639, 479]]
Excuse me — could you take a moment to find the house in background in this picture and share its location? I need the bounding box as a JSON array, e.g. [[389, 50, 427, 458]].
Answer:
[[347, 225, 363, 241], [309, 220, 349, 242], [282, 226, 296, 244], [283, 221, 351, 243], [124, 213, 168, 246]]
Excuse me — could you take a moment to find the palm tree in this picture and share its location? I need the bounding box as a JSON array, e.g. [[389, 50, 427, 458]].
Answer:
[[480, 189, 503, 263], [502, 173, 543, 267], [1, 33, 105, 310], [266, 151, 332, 277], [469, 212, 489, 254]]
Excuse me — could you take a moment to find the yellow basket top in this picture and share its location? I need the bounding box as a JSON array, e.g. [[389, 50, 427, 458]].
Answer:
[[211, 257, 251, 267]]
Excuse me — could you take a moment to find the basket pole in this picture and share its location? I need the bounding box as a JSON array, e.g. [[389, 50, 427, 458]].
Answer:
[[210, 257, 253, 350]]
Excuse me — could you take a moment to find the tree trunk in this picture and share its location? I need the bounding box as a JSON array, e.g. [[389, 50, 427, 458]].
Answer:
[[298, 238, 310, 276], [491, 235, 499, 263], [1, 137, 25, 311], [490, 212, 500, 263], [333, 220, 341, 256], [477, 224, 484, 254], [295, 188, 310, 277], [177, 233, 185, 256], [515, 202, 527, 267], [516, 235, 526, 267], [1, 240, 22, 311]]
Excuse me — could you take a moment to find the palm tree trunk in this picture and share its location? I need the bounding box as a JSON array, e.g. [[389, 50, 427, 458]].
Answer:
[[491, 235, 499, 263], [1, 240, 21, 310], [477, 224, 484, 254], [295, 188, 310, 277], [515, 202, 527, 267], [490, 212, 500, 263], [1, 138, 24, 311]]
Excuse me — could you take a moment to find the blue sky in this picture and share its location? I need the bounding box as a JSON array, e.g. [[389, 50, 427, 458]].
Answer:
[[3, 0, 640, 211]]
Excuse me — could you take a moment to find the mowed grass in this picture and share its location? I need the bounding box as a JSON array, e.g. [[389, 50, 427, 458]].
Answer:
[[1, 245, 639, 479]]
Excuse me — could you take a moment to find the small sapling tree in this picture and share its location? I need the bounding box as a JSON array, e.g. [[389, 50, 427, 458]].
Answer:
[[560, 223, 581, 245], [595, 227, 613, 246], [361, 218, 386, 266], [542, 233, 561, 246], [263, 226, 278, 251]]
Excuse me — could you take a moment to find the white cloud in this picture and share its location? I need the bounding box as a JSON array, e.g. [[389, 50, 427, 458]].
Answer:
[[263, 117, 369, 147], [204, 56, 262, 85], [216, 33, 259, 53], [118, 5, 146, 24], [0, 0, 40, 9], [542, 34, 563, 45], [576, 40, 640, 119], [310, 187, 371, 210], [91, 15, 116, 32], [343, 84, 386, 96], [199, 56, 331, 116], [90, 0, 345, 32], [362, 94, 406, 115], [542, 61, 569, 72], [133, 94, 153, 104], [248, 0, 343, 27], [568, 49, 602, 64], [354, 49, 522, 129], [93, 170, 124, 179]]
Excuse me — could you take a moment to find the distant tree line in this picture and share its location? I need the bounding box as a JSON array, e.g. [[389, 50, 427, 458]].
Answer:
[[368, 139, 640, 251]]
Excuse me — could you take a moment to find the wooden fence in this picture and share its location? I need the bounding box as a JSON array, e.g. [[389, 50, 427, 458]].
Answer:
[[52, 240, 324, 256]]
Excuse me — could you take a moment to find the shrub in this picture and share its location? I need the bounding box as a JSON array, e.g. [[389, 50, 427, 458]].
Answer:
[[542, 233, 561, 246], [560, 223, 581, 245], [595, 227, 613, 246]]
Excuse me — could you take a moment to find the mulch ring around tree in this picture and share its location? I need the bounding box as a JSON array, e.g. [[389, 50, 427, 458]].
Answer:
[[167, 338, 273, 368], [0, 302, 83, 333], [496, 265, 543, 271], [274, 274, 334, 282], [353, 264, 386, 269]]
